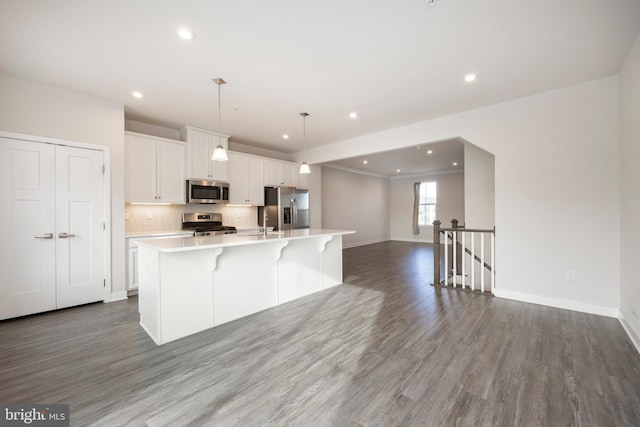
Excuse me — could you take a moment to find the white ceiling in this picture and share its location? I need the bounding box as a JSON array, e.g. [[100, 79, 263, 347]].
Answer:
[[325, 139, 465, 177], [1, 1, 639, 167]]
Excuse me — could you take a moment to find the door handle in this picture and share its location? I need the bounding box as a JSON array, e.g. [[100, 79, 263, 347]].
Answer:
[[35, 233, 54, 239], [58, 233, 76, 238]]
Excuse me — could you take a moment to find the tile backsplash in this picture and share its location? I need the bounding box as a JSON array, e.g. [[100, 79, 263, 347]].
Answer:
[[125, 204, 259, 232]]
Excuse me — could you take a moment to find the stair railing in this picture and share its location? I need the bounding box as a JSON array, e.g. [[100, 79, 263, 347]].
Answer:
[[433, 219, 495, 294]]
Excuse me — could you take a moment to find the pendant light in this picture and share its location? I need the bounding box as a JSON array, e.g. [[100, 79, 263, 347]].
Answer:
[[299, 112, 311, 174], [211, 78, 229, 162]]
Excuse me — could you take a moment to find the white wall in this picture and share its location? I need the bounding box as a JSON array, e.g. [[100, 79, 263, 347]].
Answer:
[[307, 76, 621, 315], [125, 204, 259, 232], [301, 164, 323, 228], [464, 143, 495, 229], [125, 119, 180, 140], [620, 32, 640, 346], [0, 74, 126, 301], [390, 171, 464, 243], [321, 166, 390, 247]]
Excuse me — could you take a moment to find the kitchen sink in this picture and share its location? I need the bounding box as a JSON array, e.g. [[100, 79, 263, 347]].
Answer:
[[234, 230, 285, 236]]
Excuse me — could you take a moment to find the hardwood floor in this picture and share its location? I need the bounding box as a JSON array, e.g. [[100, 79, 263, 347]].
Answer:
[[1, 241, 639, 426]]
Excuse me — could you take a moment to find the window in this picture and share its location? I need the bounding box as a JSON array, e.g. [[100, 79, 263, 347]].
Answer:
[[418, 181, 437, 226]]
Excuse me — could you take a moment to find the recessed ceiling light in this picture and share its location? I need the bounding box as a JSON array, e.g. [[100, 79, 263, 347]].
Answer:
[[453, 162, 458, 166], [363, 160, 368, 164], [349, 112, 358, 119], [282, 134, 289, 139], [177, 26, 194, 40], [427, 150, 433, 154], [464, 73, 477, 83], [396, 169, 401, 173], [132, 91, 144, 99]]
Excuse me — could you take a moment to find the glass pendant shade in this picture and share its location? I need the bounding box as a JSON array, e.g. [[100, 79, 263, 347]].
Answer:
[[212, 144, 229, 161], [211, 77, 229, 162], [299, 162, 311, 174], [299, 112, 310, 175]]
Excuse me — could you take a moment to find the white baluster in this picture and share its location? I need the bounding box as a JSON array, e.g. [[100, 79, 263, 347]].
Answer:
[[480, 233, 485, 293], [471, 233, 475, 291], [461, 231, 466, 290], [444, 232, 448, 287], [452, 230, 457, 287], [491, 232, 495, 292]]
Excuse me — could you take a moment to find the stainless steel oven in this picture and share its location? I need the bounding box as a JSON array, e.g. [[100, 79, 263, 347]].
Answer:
[[186, 179, 229, 204]]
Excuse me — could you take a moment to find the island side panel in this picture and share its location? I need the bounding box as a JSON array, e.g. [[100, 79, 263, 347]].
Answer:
[[138, 246, 162, 345], [212, 243, 278, 325], [322, 235, 343, 289], [278, 237, 323, 304], [159, 250, 215, 344]]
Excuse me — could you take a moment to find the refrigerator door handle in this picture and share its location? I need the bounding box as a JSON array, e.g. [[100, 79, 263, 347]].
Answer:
[[292, 198, 297, 227]]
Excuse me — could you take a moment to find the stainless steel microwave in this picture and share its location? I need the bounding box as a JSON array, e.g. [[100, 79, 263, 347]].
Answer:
[[186, 179, 229, 204]]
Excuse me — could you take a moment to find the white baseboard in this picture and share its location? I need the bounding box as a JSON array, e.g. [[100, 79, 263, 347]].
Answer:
[[619, 310, 640, 355], [493, 288, 619, 318], [106, 291, 128, 303], [343, 238, 389, 249], [391, 237, 434, 244]]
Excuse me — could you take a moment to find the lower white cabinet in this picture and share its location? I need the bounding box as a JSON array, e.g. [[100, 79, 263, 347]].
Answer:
[[126, 238, 140, 291], [138, 232, 350, 345], [126, 233, 192, 291]]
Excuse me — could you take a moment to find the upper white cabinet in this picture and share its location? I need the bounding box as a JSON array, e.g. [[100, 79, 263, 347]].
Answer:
[[264, 159, 297, 187], [227, 152, 264, 205], [179, 125, 228, 182], [125, 132, 185, 204]]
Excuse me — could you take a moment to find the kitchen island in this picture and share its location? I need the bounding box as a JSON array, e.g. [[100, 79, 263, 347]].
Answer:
[[136, 228, 355, 345]]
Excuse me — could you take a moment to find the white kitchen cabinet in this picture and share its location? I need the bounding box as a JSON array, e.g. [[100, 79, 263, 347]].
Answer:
[[0, 136, 106, 320], [264, 159, 297, 187], [227, 152, 264, 205], [137, 230, 353, 344], [125, 232, 193, 292], [126, 238, 139, 291], [125, 132, 185, 204], [179, 125, 228, 181]]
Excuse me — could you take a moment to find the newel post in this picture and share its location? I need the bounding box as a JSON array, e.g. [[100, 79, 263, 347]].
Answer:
[[433, 220, 441, 286]]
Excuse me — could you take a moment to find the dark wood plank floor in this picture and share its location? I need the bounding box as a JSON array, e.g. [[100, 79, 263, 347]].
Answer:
[[1, 241, 639, 426]]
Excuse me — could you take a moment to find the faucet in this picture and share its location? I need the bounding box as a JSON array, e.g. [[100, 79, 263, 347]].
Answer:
[[262, 208, 268, 236]]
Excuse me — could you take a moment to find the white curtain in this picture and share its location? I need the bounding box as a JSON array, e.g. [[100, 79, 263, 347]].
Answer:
[[412, 182, 420, 235]]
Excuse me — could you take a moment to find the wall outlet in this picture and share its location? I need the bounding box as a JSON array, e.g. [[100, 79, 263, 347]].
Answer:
[[146, 211, 153, 219], [565, 270, 575, 281]]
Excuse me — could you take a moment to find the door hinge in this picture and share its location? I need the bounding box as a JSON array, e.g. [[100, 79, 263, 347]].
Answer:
[[103, 222, 106, 231], [103, 279, 106, 288], [102, 164, 106, 174]]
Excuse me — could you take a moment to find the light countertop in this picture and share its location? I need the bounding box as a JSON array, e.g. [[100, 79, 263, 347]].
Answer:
[[126, 230, 194, 239], [135, 228, 355, 253]]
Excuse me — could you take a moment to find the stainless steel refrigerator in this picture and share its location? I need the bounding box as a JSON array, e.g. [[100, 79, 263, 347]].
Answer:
[[258, 187, 309, 231]]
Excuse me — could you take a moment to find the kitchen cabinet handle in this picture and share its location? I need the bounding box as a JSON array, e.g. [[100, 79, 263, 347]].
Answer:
[[58, 233, 76, 238], [34, 233, 53, 239]]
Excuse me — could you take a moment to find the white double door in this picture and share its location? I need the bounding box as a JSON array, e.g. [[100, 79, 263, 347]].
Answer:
[[0, 138, 106, 320]]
